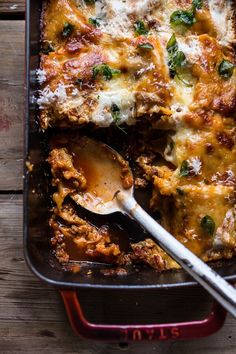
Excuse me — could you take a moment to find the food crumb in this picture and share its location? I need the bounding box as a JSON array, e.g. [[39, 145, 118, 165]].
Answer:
[[10, 4, 18, 10], [26, 160, 34, 172], [101, 267, 128, 276]]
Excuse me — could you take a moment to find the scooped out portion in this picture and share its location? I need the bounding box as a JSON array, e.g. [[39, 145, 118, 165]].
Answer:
[[47, 133, 180, 271]]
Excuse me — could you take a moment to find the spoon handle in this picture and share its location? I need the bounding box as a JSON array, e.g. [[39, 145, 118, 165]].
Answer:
[[117, 192, 236, 318]]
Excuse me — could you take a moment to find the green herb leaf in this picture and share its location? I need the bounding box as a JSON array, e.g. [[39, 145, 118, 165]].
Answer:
[[168, 50, 186, 78], [111, 103, 121, 123], [89, 17, 100, 27], [61, 23, 74, 38], [176, 72, 193, 87], [134, 20, 149, 36], [192, 0, 203, 10], [173, 51, 186, 67], [170, 0, 203, 30], [75, 78, 83, 88], [41, 42, 55, 55], [179, 160, 189, 177], [167, 34, 178, 53], [92, 64, 121, 81], [167, 35, 186, 79], [84, 0, 96, 4], [170, 10, 195, 28], [111, 104, 127, 134], [167, 35, 195, 85], [218, 59, 235, 80], [176, 188, 185, 196], [200, 215, 215, 236], [137, 43, 154, 50]]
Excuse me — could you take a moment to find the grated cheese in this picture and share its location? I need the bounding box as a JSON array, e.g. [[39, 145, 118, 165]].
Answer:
[[36, 69, 47, 85], [37, 84, 69, 108], [137, 62, 155, 76], [71, 88, 79, 96], [187, 157, 202, 175], [178, 37, 202, 63]]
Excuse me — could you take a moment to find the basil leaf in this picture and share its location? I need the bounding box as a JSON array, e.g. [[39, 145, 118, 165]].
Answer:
[[75, 78, 83, 88], [176, 188, 185, 196], [111, 103, 121, 123], [61, 23, 74, 38], [92, 65, 101, 79], [192, 0, 203, 10], [168, 52, 186, 77], [200, 215, 215, 236], [134, 21, 149, 36], [92, 64, 121, 81], [137, 43, 154, 50], [173, 50, 186, 67], [167, 34, 186, 79], [103, 66, 121, 80], [170, 10, 195, 28], [89, 17, 100, 27], [176, 72, 194, 87], [84, 0, 96, 4], [218, 59, 235, 79], [41, 42, 55, 55], [167, 34, 178, 53], [179, 160, 189, 177]]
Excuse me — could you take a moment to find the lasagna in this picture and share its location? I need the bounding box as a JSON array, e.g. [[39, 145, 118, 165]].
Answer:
[[39, 0, 236, 271]]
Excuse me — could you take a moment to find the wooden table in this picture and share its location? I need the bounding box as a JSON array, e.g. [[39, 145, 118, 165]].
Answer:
[[0, 2, 235, 353]]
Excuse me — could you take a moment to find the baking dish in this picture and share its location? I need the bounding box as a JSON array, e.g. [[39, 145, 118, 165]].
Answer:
[[24, 0, 236, 341]]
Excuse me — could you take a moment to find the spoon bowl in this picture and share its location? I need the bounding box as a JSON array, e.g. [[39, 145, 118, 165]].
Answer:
[[70, 137, 133, 215]]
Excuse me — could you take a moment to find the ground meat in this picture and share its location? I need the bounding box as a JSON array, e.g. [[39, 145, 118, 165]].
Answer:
[[48, 148, 87, 189], [50, 205, 122, 264], [131, 239, 180, 271]]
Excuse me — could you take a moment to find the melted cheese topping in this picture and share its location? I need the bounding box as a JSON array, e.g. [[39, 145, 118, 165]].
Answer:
[[208, 0, 236, 46], [39, 0, 236, 128]]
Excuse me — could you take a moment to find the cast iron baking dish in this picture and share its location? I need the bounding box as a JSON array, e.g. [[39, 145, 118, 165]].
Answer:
[[24, 0, 236, 341]]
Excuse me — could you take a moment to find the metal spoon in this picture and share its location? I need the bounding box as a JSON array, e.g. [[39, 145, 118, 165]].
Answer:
[[70, 136, 236, 318]]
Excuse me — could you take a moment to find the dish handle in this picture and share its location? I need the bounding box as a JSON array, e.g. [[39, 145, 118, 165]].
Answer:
[[60, 290, 226, 341]]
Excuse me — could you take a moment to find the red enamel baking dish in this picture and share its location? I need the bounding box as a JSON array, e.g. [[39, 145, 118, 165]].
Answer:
[[24, 0, 236, 341]]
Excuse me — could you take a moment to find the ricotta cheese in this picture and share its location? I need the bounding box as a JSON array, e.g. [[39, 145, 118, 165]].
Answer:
[[95, 0, 161, 38], [178, 37, 202, 63], [209, 0, 235, 46], [92, 89, 136, 127]]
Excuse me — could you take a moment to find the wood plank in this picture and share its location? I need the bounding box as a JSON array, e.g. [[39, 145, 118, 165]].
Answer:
[[0, 21, 24, 190], [0, 194, 235, 353], [0, 1, 24, 14]]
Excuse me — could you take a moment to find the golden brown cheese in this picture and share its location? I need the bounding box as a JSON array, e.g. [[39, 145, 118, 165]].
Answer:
[[41, 0, 236, 271], [39, 0, 173, 128], [39, 0, 236, 127]]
